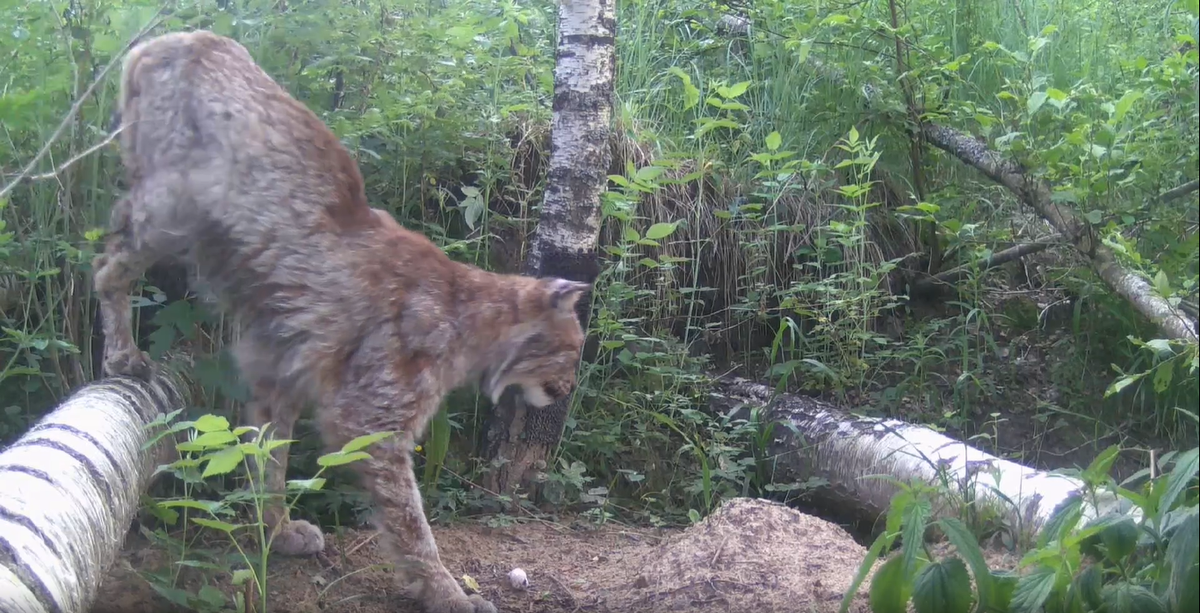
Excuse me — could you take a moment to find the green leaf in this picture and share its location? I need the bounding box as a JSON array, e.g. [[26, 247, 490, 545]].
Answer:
[[202, 446, 245, 478], [1101, 583, 1167, 613], [667, 67, 699, 111], [869, 556, 913, 613], [765, 131, 782, 152], [1167, 511, 1199, 613], [287, 477, 327, 491], [840, 529, 899, 613], [716, 80, 751, 99], [1009, 566, 1057, 613], [231, 568, 256, 587], [191, 517, 241, 533], [317, 450, 374, 467], [1082, 445, 1121, 485], [193, 414, 230, 433], [1039, 495, 1084, 548], [1158, 448, 1199, 522], [644, 222, 678, 241], [1105, 373, 1145, 397], [1098, 516, 1140, 563], [912, 557, 974, 613], [901, 496, 932, 574], [183, 430, 238, 451], [1075, 565, 1103, 611], [1154, 270, 1171, 296], [1111, 89, 1144, 124], [937, 518, 995, 607], [341, 431, 396, 454], [1027, 91, 1049, 115]]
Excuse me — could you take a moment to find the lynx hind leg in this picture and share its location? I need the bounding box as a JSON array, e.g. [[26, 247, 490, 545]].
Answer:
[[242, 380, 326, 557], [92, 195, 157, 380]]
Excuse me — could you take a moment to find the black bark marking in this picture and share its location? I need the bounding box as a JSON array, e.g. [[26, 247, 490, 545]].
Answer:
[[0, 501, 64, 560], [0, 534, 63, 613], [4, 433, 120, 510]]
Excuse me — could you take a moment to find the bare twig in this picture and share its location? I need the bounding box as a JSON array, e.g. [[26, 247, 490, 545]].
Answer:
[[0, 12, 163, 201], [25, 126, 125, 183]]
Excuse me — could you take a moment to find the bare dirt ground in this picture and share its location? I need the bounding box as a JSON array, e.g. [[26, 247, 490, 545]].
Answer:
[[93, 498, 879, 613]]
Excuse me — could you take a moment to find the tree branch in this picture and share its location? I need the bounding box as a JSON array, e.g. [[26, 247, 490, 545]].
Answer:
[[920, 123, 1198, 341], [0, 13, 162, 202], [1157, 179, 1199, 203], [911, 235, 1062, 295]]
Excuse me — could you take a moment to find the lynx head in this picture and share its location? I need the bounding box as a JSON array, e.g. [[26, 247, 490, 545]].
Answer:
[[480, 277, 590, 408]]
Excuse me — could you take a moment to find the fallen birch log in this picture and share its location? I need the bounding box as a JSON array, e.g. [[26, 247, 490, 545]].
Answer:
[[710, 377, 1126, 539], [0, 372, 183, 613]]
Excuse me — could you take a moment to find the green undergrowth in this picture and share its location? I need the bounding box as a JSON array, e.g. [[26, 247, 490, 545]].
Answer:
[[0, 3, 1197, 608]]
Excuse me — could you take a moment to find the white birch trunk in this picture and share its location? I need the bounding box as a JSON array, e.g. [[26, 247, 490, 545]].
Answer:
[[484, 0, 615, 494], [524, 0, 615, 273], [711, 377, 1128, 539], [0, 374, 182, 613]]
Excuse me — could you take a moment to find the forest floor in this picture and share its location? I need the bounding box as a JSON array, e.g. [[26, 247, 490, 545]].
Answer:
[[92, 497, 947, 613]]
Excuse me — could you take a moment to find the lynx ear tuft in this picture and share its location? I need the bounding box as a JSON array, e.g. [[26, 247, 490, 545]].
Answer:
[[546, 278, 591, 312]]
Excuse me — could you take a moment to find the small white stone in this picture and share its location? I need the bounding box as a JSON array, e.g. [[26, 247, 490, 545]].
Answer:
[[508, 568, 529, 591]]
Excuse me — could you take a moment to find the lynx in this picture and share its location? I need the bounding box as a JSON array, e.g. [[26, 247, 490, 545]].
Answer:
[[93, 29, 589, 613]]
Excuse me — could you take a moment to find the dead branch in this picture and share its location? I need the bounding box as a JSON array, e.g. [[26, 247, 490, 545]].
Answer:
[[920, 123, 1198, 342], [911, 235, 1062, 295], [0, 13, 162, 202], [795, 53, 1198, 341], [1158, 179, 1199, 203]]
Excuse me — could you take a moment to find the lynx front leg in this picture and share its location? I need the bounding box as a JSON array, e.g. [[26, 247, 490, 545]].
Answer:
[[92, 195, 158, 380], [242, 381, 326, 556], [354, 441, 497, 613]]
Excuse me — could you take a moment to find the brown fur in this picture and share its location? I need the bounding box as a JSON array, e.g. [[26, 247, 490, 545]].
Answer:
[[93, 30, 589, 613]]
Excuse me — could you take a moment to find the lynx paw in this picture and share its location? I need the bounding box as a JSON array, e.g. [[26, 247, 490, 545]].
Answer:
[[104, 347, 155, 381], [269, 519, 326, 556], [433, 594, 497, 613]]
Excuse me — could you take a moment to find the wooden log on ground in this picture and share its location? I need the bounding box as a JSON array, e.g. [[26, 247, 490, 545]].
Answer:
[[710, 377, 1127, 539], [0, 372, 183, 613]]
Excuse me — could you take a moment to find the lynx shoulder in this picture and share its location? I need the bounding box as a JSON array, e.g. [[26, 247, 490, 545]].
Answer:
[[93, 29, 589, 613]]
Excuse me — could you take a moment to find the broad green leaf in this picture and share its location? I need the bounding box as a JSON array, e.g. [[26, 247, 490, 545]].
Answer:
[[287, 477, 327, 491], [231, 568, 256, 587], [1098, 516, 1139, 563], [937, 518, 994, 607], [1027, 91, 1049, 115], [183, 430, 238, 451], [1111, 90, 1144, 124], [1009, 566, 1056, 613], [840, 530, 899, 613], [1105, 373, 1145, 397], [645, 222, 678, 240], [1082, 445, 1121, 485], [1039, 495, 1084, 548], [193, 414, 230, 433], [901, 496, 932, 574], [317, 450, 374, 467], [1101, 583, 1166, 613], [202, 446, 245, 478], [765, 131, 782, 152], [717, 80, 751, 99], [1075, 565, 1103, 611], [912, 557, 973, 613], [1167, 511, 1199, 613], [1158, 448, 1199, 522], [869, 556, 912, 613], [341, 431, 396, 454], [191, 517, 241, 533]]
